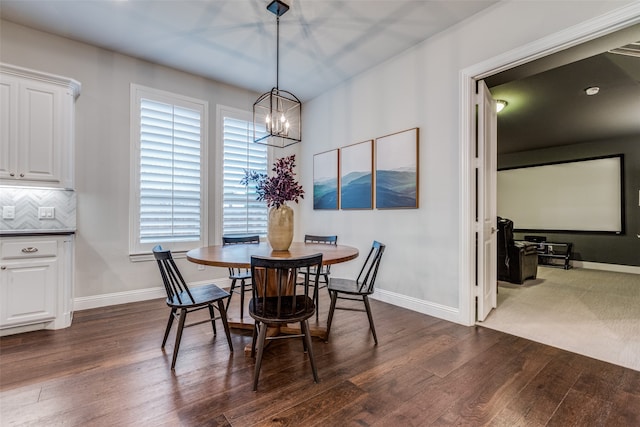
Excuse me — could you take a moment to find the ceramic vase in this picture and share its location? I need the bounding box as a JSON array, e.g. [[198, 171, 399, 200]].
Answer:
[[268, 204, 294, 251]]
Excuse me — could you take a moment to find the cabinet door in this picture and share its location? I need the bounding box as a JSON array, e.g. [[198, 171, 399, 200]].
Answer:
[[18, 80, 63, 184], [0, 258, 58, 327], [0, 67, 77, 189], [0, 76, 19, 180]]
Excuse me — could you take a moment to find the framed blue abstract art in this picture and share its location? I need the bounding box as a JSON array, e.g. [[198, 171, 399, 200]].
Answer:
[[340, 140, 373, 209], [313, 149, 339, 210], [375, 128, 419, 209]]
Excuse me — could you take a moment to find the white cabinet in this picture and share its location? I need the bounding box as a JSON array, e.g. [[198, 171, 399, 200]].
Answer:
[[0, 64, 80, 189], [0, 235, 74, 335]]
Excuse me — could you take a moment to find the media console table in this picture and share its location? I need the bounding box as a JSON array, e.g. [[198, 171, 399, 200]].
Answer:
[[535, 242, 573, 269]]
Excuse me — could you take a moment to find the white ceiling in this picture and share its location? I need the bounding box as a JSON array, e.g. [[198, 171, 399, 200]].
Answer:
[[0, 0, 498, 102], [3, 1, 638, 154]]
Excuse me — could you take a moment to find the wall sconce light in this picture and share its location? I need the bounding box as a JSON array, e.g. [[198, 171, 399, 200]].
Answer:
[[496, 99, 508, 113]]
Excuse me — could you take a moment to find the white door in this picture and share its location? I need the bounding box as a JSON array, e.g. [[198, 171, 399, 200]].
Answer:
[[476, 80, 497, 321]]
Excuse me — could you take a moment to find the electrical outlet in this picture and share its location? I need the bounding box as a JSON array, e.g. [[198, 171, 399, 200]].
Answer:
[[2, 206, 15, 220], [197, 265, 205, 271], [38, 207, 55, 219]]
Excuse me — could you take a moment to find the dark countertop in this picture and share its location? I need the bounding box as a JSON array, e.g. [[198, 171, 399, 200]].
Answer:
[[1, 230, 76, 237]]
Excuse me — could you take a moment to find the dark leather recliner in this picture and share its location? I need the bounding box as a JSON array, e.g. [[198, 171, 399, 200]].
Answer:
[[497, 217, 538, 284]]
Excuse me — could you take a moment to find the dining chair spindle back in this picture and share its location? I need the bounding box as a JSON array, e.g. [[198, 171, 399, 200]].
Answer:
[[152, 245, 233, 370], [222, 234, 260, 320], [299, 234, 337, 321], [325, 240, 386, 345], [249, 253, 323, 391]]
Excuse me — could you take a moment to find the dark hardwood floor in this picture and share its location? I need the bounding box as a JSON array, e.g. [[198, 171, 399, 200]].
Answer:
[[1, 292, 639, 426]]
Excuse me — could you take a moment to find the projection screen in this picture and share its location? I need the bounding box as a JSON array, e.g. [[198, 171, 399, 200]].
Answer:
[[497, 155, 624, 233]]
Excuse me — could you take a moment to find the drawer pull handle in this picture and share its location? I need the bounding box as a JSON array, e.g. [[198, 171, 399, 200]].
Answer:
[[21, 247, 39, 253]]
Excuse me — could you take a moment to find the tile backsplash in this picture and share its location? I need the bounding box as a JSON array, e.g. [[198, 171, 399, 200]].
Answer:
[[0, 188, 76, 232]]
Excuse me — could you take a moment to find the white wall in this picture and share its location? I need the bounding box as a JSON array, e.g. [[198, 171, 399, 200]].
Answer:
[[298, 0, 637, 323], [0, 20, 264, 300], [0, 0, 635, 319]]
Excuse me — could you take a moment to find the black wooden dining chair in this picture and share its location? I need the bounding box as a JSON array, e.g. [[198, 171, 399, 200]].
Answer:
[[325, 240, 386, 345], [298, 234, 337, 321], [152, 245, 233, 369], [222, 234, 260, 320], [249, 253, 323, 391]]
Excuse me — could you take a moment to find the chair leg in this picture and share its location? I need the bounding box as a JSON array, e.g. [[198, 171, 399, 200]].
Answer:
[[239, 279, 246, 321], [162, 308, 176, 348], [314, 283, 320, 322], [301, 319, 319, 383], [217, 300, 233, 352], [316, 273, 329, 322], [322, 273, 329, 287], [225, 279, 237, 312], [171, 308, 188, 370], [253, 321, 269, 391], [301, 326, 308, 353], [325, 290, 338, 342], [251, 322, 258, 358], [362, 295, 378, 345], [208, 304, 217, 336]]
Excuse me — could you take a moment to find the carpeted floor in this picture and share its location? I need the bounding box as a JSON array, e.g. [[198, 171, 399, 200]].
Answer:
[[480, 266, 640, 372]]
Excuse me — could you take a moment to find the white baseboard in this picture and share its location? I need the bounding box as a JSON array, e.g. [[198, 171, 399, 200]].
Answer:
[[1, 322, 50, 337], [372, 288, 463, 325], [73, 278, 233, 311], [74, 279, 465, 327], [73, 287, 166, 311], [572, 261, 640, 275], [72, 263, 638, 316]]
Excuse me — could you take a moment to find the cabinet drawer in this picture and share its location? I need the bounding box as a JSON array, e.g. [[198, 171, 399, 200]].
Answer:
[[1, 240, 58, 259]]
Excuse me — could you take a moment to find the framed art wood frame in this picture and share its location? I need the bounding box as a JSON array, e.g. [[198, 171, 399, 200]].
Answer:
[[313, 149, 339, 210], [375, 128, 419, 209], [340, 140, 373, 209]]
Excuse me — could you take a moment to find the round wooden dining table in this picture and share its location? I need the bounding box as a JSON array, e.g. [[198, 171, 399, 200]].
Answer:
[[186, 241, 359, 268], [186, 241, 359, 350]]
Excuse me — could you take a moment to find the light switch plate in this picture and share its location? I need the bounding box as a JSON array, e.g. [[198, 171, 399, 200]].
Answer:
[[38, 207, 55, 219], [2, 206, 15, 220]]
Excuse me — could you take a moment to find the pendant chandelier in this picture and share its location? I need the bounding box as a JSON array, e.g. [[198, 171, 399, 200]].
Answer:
[[253, 0, 301, 148]]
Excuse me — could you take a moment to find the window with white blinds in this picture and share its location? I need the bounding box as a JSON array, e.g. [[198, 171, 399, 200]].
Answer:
[[130, 85, 208, 255], [222, 114, 268, 236]]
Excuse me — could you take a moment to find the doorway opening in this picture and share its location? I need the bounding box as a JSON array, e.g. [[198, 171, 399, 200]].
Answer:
[[460, 6, 640, 326], [462, 10, 640, 370]]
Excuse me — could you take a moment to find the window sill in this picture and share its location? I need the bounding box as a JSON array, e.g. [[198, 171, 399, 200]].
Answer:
[[129, 251, 188, 263]]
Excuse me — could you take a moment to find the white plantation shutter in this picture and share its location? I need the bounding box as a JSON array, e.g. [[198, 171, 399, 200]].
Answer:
[[140, 99, 201, 242], [130, 85, 208, 255], [222, 116, 268, 235]]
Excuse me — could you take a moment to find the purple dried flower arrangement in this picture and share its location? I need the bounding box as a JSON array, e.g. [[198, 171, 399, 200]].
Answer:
[[241, 154, 304, 209]]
